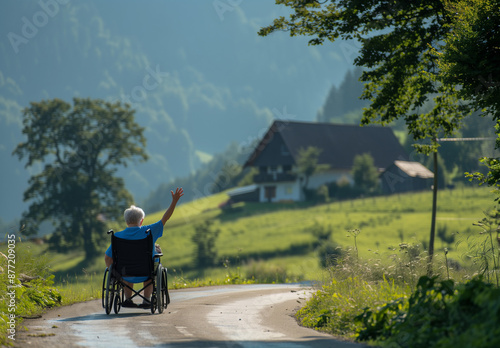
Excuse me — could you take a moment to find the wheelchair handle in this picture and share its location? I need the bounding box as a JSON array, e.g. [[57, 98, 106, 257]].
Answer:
[[107, 229, 114, 235]]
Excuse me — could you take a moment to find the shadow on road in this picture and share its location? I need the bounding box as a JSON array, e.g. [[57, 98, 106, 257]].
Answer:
[[150, 338, 363, 347], [58, 311, 153, 322]]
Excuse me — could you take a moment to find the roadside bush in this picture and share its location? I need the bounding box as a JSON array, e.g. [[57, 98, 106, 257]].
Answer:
[[0, 242, 61, 346], [296, 276, 410, 336], [355, 276, 500, 347], [317, 240, 343, 268]]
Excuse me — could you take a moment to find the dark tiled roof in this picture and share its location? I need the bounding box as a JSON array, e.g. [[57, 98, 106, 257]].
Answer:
[[245, 120, 408, 169]]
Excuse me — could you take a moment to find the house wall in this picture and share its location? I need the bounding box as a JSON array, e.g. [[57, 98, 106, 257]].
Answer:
[[306, 170, 352, 189], [259, 181, 302, 202], [255, 169, 353, 202]]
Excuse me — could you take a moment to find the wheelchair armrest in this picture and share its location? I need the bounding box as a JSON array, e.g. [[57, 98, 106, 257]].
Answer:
[[154, 253, 164, 258]]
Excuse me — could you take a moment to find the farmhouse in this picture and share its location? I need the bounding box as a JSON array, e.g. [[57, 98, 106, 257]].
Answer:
[[229, 120, 431, 203]]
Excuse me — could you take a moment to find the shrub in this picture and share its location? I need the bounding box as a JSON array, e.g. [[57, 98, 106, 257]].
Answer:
[[0, 242, 61, 346], [296, 276, 410, 336], [355, 276, 500, 347], [317, 241, 343, 268]]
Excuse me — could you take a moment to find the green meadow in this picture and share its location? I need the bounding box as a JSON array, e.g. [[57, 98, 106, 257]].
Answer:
[[14, 184, 496, 303]]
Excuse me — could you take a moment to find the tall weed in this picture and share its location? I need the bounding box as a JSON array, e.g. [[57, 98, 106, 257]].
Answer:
[[458, 207, 500, 286], [296, 275, 411, 337]]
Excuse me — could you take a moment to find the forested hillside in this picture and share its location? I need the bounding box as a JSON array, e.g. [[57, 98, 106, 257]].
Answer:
[[0, 1, 355, 225], [316, 66, 369, 124]]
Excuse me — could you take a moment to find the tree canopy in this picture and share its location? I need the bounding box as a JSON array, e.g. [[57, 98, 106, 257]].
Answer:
[[439, 0, 500, 120], [438, 0, 500, 188], [13, 98, 148, 257]]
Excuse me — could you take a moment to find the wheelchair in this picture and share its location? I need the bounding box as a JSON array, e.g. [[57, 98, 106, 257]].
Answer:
[[102, 229, 170, 315]]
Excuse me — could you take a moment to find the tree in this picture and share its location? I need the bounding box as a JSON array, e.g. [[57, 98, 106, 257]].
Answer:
[[439, 0, 500, 120], [352, 153, 379, 194], [438, 0, 500, 188], [191, 220, 221, 268], [296, 146, 324, 190], [13, 98, 148, 258]]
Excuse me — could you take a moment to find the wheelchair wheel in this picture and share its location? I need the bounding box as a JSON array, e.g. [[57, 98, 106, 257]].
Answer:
[[162, 267, 170, 308], [104, 265, 115, 315], [113, 288, 122, 314], [102, 267, 109, 308], [156, 266, 163, 313]]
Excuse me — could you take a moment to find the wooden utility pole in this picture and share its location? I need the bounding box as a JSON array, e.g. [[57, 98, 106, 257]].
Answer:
[[427, 149, 438, 276], [426, 137, 493, 276]]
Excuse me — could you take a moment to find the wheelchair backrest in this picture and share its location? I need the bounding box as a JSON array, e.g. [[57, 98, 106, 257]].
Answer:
[[111, 229, 154, 279]]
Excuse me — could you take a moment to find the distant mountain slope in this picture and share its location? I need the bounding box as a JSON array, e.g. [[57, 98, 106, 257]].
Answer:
[[0, 1, 355, 223]]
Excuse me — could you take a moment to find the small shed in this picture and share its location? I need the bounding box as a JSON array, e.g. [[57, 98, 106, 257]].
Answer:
[[381, 160, 434, 194]]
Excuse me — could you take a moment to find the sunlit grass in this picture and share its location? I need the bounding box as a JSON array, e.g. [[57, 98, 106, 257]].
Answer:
[[57, 272, 101, 305]]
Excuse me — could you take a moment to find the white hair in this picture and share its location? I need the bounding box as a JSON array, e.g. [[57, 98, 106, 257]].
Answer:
[[124, 205, 145, 225]]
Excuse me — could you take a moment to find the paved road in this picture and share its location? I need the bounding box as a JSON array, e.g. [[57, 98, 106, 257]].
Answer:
[[15, 284, 365, 347]]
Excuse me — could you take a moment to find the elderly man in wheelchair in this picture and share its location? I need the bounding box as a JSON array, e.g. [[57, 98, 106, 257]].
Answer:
[[102, 187, 183, 314]]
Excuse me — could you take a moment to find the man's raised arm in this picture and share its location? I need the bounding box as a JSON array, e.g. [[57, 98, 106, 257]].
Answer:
[[161, 187, 184, 225]]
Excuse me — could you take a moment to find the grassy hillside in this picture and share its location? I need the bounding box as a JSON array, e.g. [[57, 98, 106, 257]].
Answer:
[[28, 185, 495, 291], [161, 186, 493, 272]]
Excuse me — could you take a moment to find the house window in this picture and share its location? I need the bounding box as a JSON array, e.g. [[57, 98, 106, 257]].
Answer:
[[264, 186, 276, 202], [259, 166, 267, 174], [283, 165, 292, 173], [269, 165, 278, 173]]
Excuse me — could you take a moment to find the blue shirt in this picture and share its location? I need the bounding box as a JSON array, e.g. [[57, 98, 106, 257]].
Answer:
[[105, 220, 163, 283]]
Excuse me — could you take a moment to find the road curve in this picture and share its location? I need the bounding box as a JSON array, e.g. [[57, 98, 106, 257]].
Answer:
[[15, 283, 365, 347]]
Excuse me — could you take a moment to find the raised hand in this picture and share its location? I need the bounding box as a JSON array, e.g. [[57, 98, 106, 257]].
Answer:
[[171, 187, 184, 202]]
